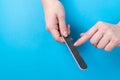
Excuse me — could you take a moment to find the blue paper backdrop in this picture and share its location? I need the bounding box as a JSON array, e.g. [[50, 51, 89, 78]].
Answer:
[[0, 0, 120, 80]]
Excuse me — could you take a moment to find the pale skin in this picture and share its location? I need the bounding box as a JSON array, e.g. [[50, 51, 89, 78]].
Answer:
[[42, 0, 70, 42], [42, 0, 120, 52]]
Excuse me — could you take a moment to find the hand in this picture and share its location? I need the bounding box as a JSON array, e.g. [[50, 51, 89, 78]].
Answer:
[[74, 21, 120, 52], [42, 0, 70, 42]]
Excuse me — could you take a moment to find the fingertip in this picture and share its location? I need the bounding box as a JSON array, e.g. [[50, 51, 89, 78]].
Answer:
[[59, 25, 68, 37], [80, 33, 85, 36], [74, 42, 78, 46], [74, 36, 88, 46], [63, 31, 68, 37]]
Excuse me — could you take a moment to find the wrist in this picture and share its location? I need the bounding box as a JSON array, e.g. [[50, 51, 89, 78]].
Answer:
[[42, 0, 58, 3], [42, 0, 58, 7]]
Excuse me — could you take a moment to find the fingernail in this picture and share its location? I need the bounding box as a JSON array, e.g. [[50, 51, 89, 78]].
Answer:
[[63, 31, 68, 37], [68, 24, 70, 28], [74, 42, 78, 46]]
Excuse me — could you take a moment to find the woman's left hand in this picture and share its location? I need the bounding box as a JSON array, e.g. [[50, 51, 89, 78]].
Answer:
[[74, 21, 120, 52]]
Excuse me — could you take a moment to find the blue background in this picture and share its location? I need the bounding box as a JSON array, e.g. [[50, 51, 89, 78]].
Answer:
[[0, 0, 120, 80]]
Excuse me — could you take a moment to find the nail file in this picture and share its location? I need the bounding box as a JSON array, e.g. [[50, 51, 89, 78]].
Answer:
[[62, 35, 87, 70]]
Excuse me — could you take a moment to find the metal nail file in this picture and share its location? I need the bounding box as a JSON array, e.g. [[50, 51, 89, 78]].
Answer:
[[62, 35, 87, 70]]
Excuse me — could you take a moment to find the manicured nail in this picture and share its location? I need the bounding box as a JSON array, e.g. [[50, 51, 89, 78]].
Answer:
[[68, 24, 70, 28], [63, 31, 68, 37], [74, 42, 78, 46]]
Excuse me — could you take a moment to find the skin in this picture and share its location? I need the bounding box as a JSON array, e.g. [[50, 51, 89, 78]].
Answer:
[[42, 0, 120, 52], [74, 21, 120, 52], [42, 0, 70, 43]]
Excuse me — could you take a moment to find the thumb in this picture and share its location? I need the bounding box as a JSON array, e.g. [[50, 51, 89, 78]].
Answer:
[[57, 5, 68, 37], [58, 15, 68, 37]]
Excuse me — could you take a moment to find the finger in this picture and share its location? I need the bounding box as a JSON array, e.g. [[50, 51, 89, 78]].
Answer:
[[74, 25, 98, 46], [97, 35, 111, 49], [51, 29, 64, 43], [90, 30, 104, 46], [105, 40, 116, 52], [57, 11, 68, 37]]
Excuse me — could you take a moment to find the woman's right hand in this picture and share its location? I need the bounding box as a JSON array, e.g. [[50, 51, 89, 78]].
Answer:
[[42, 0, 70, 42]]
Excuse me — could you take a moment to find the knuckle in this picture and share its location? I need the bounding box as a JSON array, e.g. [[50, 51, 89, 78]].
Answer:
[[100, 25, 109, 31], [61, 26, 67, 30], [103, 25, 109, 30], [59, 15, 65, 21], [107, 27, 113, 32], [104, 24, 109, 28], [106, 31, 112, 36], [97, 22, 109, 30], [96, 21, 104, 28], [85, 33, 90, 36], [112, 38, 119, 44]]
